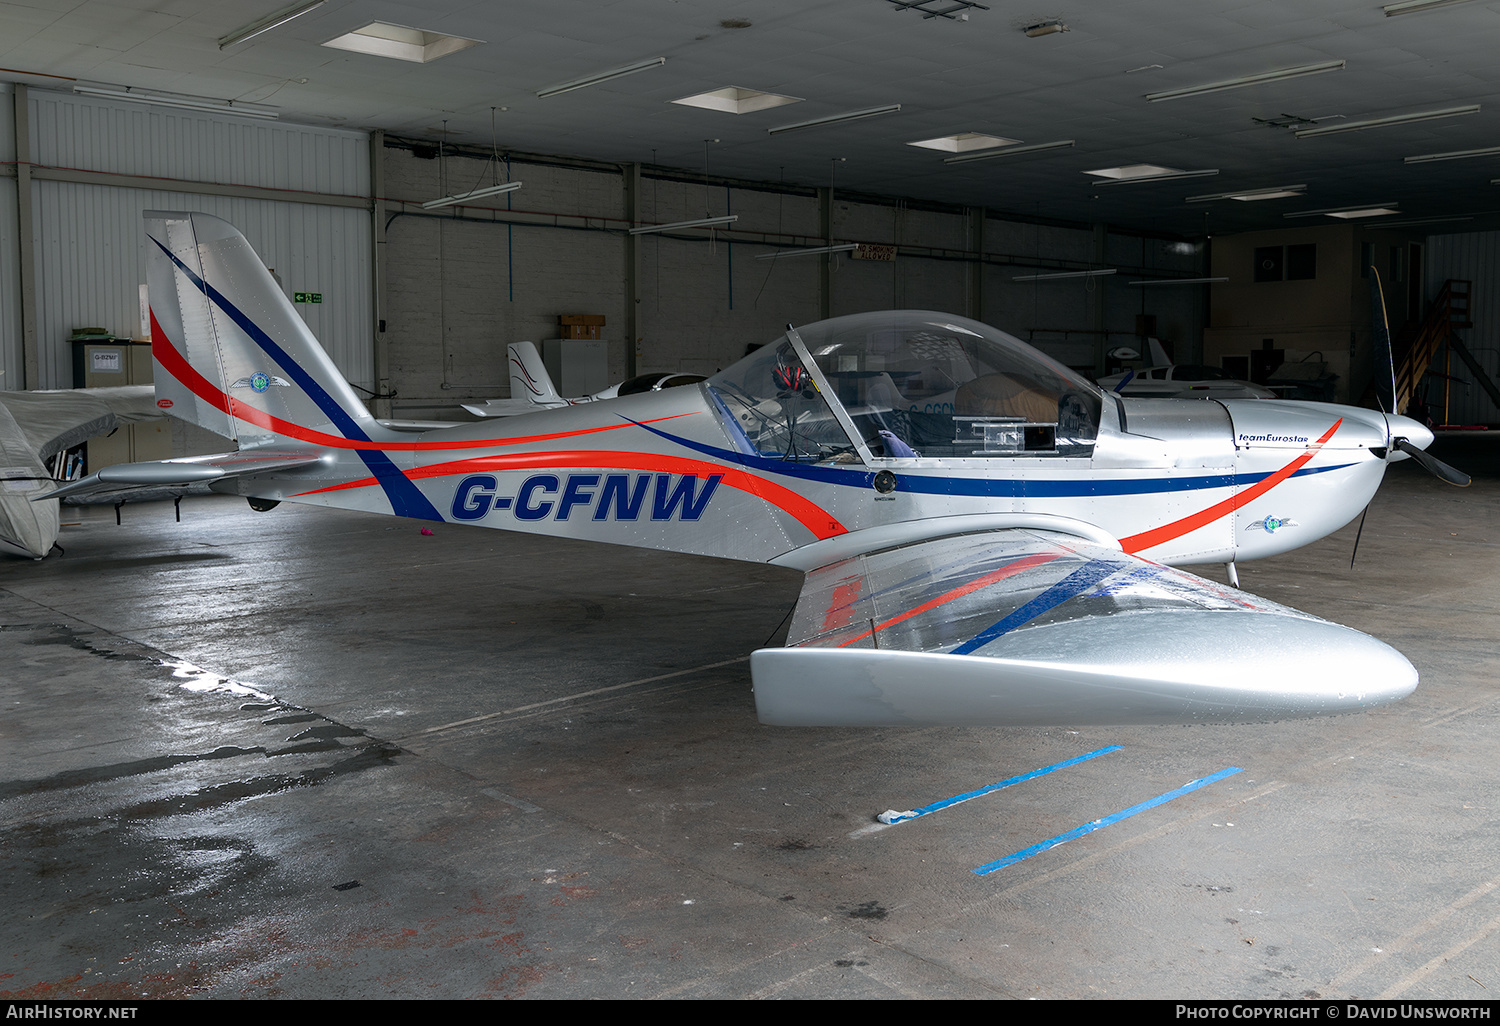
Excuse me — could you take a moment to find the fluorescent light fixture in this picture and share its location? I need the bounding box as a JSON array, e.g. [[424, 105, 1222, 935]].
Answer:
[[1145, 60, 1345, 102], [322, 23, 480, 63], [1295, 105, 1479, 138], [1023, 20, 1068, 36], [422, 181, 522, 210], [672, 86, 801, 114], [1285, 203, 1399, 219], [1404, 145, 1500, 164], [767, 104, 901, 135], [1090, 169, 1220, 186], [538, 57, 666, 98], [909, 133, 1018, 153], [1127, 277, 1229, 285], [1363, 215, 1474, 228], [755, 244, 857, 260], [943, 139, 1073, 164], [1383, 0, 1480, 14], [628, 215, 738, 235], [1013, 268, 1117, 281], [1186, 185, 1306, 202], [73, 85, 278, 119], [219, 0, 324, 49]]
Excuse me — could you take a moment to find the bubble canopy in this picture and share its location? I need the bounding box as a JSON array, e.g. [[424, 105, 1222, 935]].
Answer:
[[705, 312, 1103, 462]]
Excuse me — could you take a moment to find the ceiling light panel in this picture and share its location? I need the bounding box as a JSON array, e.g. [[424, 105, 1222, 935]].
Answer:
[[1013, 268, 1117, 281], [942, 139, 1073, 164], [908, 133, 1018, 153], [538, 57, 667, 98], [672, 87, 802, 114], [322, 23, 480, 63], [219, 0, 324, 49], [767, 104, 902, 135], [1091, 169, 1219, 186], [1294, 105, 1479, 138], [1084, 164, 1179, 180], [1185, 185, 1307, 202], [1285, 204, 1399, 219], [1325, 207, 1402, 219], [73, 85, 279, 119], [628, 215, 738, 235], [1403, 145, 1500, 163], [1382, 0, 1480, 14], [1145, 60, 1345, 102]]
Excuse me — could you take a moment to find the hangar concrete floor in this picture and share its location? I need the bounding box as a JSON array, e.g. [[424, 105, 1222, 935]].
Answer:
[[2, 435, 1497, 1000]]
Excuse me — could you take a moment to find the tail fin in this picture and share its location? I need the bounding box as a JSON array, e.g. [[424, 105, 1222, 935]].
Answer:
[[1146, 337, 1173, 367], [508, 341, 563, 406], [145, 210, 377, 446]]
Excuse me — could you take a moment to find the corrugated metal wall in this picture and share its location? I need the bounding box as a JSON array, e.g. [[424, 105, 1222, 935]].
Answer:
[[1425, 232, 1500, 425], [0, 84, 20, 391], [18, 88, 371, 390]]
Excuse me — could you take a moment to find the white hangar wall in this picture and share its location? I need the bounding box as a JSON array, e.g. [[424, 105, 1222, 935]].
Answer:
[[4, 91, 1209, 418], [377, 138, 1207, 419], [2, 86, 372, 393]]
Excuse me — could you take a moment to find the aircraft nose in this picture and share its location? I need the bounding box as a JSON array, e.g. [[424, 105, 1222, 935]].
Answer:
[[1389, 414, 1434, 451]]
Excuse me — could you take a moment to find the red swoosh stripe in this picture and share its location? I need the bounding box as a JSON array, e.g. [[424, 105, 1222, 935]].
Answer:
[[293, 450, 848, 541], [827, 550, 1064, 649], [1120, 418, 1342, 555], [150, 313, 691, 452]]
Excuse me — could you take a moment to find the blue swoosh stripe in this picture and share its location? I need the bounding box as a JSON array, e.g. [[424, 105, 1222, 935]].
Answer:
[[950, 558, 1129, 655], [627, 416, 1353, 499], [153, 235, 442, 521]]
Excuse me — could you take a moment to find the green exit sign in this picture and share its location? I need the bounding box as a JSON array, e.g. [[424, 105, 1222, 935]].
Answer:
[[294, 292, 323, 304]]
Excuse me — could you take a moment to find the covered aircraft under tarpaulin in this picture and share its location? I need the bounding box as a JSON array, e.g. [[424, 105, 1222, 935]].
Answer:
[[0, 385, 161, 558], [36, 210, 1467, 726]]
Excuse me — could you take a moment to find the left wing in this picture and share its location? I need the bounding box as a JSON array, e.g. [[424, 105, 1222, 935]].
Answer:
[[752, 530, 1416, 726]]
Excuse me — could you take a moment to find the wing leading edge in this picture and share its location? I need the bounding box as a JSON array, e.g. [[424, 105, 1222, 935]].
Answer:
[[752, 530, 1416, 726]]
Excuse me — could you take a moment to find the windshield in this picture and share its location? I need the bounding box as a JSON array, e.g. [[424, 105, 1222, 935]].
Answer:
[[706, 312, 1102, 460]]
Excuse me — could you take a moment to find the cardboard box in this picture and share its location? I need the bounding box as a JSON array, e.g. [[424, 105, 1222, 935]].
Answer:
[[559, 314, 604, 339]]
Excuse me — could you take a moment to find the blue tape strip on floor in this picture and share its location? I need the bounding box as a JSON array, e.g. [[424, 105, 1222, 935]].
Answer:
[[972, 765, 1244, 875], [883, 745, 1123, 825]]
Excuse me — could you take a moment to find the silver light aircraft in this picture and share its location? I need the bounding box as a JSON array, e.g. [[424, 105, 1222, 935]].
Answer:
[[39, 211, 1467, 727]]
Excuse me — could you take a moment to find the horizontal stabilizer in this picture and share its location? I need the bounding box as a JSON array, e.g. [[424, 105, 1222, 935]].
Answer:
[[753, 529, 1417, 726], [39, 450, 323, 502]]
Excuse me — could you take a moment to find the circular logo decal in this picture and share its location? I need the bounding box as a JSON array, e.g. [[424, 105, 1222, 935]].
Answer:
[[249, 372, 271, 393]]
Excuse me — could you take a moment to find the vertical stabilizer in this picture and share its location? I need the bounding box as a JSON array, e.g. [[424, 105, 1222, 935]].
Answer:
[[1146, 337, 1172, 367], [144, 210, 377, 446], [508, 341, 563, 406]]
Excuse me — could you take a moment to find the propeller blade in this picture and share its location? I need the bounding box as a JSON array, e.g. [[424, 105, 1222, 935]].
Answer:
[[1350, 505, 1369, 568], [1394, 437, 1471, 487], [1369, 268, 1397, 416]]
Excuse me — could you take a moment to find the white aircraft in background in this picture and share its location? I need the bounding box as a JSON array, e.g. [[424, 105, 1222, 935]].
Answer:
[[462, 341, 705, 418], [33, 211, 1471, 728], [1098, 338, 1276, 399], [0, 385, 162, 558]]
